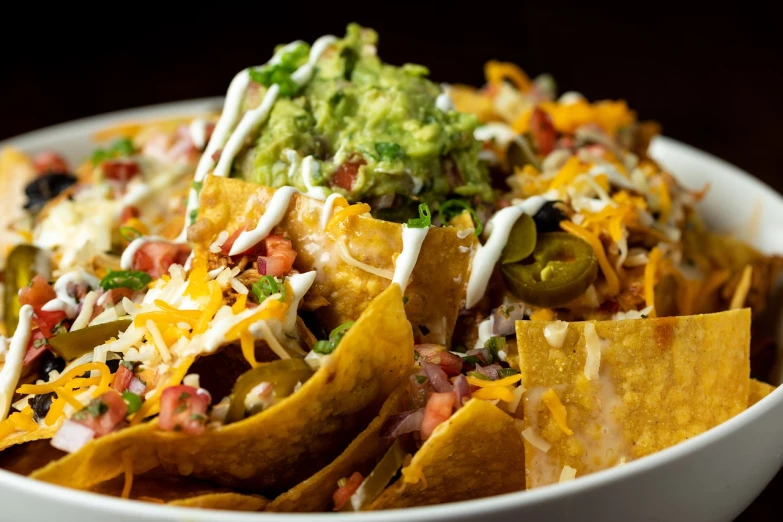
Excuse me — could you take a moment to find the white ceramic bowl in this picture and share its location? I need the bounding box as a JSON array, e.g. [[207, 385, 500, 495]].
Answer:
[[1, 100, 781, 522]]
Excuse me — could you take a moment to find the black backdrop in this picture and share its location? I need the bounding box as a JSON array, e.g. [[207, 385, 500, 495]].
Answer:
[[0, 2, 781, 519]]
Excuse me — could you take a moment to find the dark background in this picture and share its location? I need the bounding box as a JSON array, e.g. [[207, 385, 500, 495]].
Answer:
[[0, 2, 781, 519]]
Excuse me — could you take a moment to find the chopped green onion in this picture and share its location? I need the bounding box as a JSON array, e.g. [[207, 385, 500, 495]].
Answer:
[[91, 138, 135, 166], [119, 226, 142, 242], [252, 276, 283, 303], [438, 199, 483, 236], [312, 322, 355, 355], [122, 391, 142, 414], [100, 270, 152, 291], [407, 203, 431, 228]]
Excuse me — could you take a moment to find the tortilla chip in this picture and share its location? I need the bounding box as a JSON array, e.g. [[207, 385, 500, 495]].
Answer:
[[368, 399, 526, 510], [516, 309, 750, 488], [196, 175, 471, 345], [267, 383, 409, 512], [749, 378, 776, 407], [89, 467, 267, 511], [32, 283, 413, 495], [0, 426, 58, 452]]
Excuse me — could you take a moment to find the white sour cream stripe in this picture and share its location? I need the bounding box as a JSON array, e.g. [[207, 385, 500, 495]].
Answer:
[[392, 226, 429, 294], [121, 236, 179, 270], [229, 186, 299, 256], [42, 270, 101, 318], [320, 193, 345, 230], [465, 196, 550, 309], [0, 305, 33, 421], [284, 271, 317, 333]]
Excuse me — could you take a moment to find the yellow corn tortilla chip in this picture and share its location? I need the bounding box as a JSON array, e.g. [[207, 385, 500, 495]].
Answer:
[[32, 283, 413, 495], [195, 175, 471, 345], [0, 426, 58, 452], [516, 309, 750, 488], [0, 438, 65, 476], [0, 147, 35, 271], [267, 382, 409, 512], [368, 399, 526, 510], [89, 467, 267, 511], [749, 378, 776, 407]]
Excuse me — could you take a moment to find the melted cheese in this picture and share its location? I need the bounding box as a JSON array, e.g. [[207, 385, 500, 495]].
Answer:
[[543, 321, 568, 348], [521, 427, 551, 453], [583, 323, 606, 381], [541, 388, 573, 436], [335, 238, 394, 280], [559, 465, 577, 483]]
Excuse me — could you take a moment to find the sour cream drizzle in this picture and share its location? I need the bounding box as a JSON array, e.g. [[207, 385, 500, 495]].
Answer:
[[229, 186, 299, 256], [284, 271, 316, 333], [392, 226, 429, 294], [120, 236, 176, 270], [320, 193, 345, 230], [42, 270, 101, 318], [465, 196, 550, 309], [179, 37, 336, 241], [0, 305, 33, 421]]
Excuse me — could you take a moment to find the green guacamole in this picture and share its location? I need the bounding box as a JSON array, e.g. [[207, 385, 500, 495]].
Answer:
[[233, 24, 492, 208]]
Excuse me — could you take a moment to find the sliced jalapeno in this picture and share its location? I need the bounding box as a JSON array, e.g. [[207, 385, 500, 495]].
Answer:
[[4, 245, 50, 334], [48, 319, 132, 361], [340, 439, 408, 512], [501, 232, 598, 307], [225, 358, 314, 424], [501, 213, 537, 265]]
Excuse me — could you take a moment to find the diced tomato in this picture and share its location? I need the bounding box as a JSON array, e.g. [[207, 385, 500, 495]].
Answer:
[[101, 160, 140, 184], [258, 235, 297, 277], [72, 390, 128, 437], [220, 227, 246, 256], [111, 365, 134, 393], [415, 344, 463, 377], [158, 385, 211, 435], [420, 391, 455, 440], [530, 107, 557, 156], [32, 151, 69, 174], [132, 241, 191, 278], [19, 275, 56, 309], [120, 206, 140, 224], [23, 331, 49, 365], [333, 471, 364, 511], [103, 288, 134, 306], [329, 159, 365, 191], [32, 310, 67, 338]]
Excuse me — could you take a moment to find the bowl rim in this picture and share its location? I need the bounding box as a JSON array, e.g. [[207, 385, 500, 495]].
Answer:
[[1, 98, 782, 520]]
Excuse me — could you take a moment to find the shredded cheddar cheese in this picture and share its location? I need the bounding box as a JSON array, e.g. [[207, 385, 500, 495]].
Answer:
[[730, 265, 753, 310], [644, 247, 663, 317], [541, 389, 573, 436], [466, 374, 523, 388], [326, 203, 371, 232], [225, 299, 288, 342], [18, 362, 112, 396], [121, 450, 134, 499], [240, 330, 258, 368], [472, 386, 516, 402], [560, 221, 620, 296], [54, 387, 84, 410], [485, 60, 532, 92], [193, 281, 223, 334], [232, 293, 248, 314]]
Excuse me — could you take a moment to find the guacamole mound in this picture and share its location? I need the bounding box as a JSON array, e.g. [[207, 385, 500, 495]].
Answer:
[[234, 24, 492, 207]]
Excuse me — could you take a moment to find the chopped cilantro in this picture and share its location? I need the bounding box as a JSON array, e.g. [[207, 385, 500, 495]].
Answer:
[[375, 142, 403, 161], [100, 270, 152, 291], [248, 42, 308, 98], [178, 392, 191, 402], [74, 398, 108, 420], [467, 371, 491, 381], [91, 137, 135, 166], [497, 368, 520, 378], [329, 90, 345, 107], [407, 203, 432, 228], [415, 375, 428, 384], [32, 337, 49, 349], [402, 296, 409, 305], [191, 181, 203, 194], [120, 360, 135, 371]]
